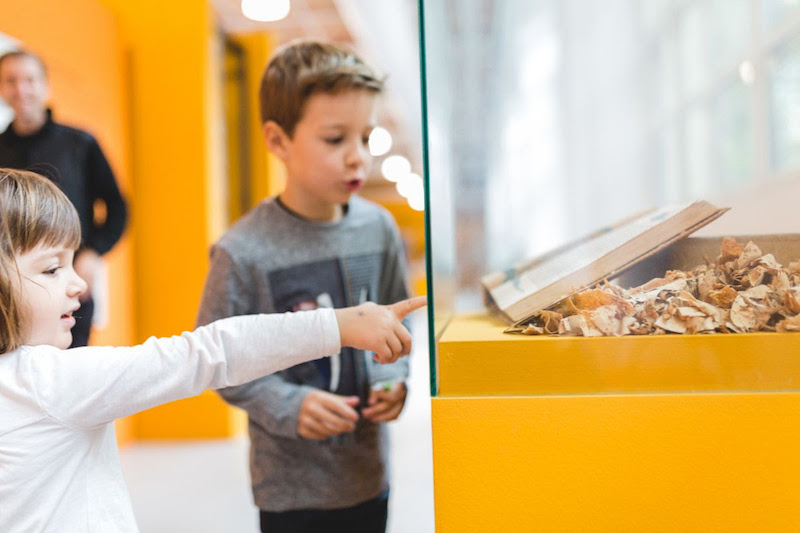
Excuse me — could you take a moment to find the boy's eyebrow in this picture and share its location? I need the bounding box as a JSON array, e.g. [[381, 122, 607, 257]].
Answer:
[[317, 122, 377, 131]]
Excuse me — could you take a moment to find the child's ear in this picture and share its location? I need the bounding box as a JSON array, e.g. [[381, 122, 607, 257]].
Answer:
[[263, 121, 289, 160]]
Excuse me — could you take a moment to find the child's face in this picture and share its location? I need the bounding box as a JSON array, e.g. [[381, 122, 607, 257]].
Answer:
[[16, 244, 86, 349], [275, 89, 377, 219]]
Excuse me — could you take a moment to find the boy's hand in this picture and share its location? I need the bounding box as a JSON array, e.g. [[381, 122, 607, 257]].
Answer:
[[297, 390, 359, 440], [335, 296, 426, 364], [362, 382, 407, 423]]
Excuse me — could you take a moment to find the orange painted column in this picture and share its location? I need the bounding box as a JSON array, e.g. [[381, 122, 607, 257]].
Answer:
[[98, 0, 238, 439]]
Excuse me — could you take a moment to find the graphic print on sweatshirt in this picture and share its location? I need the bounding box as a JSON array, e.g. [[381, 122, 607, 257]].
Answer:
[[268, 255, 381, 397]]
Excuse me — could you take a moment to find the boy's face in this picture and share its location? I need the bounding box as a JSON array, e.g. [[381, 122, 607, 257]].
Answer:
[[0, 56, 50, 122], [16, 244, 86, 349], [268, 89, 377, 220]]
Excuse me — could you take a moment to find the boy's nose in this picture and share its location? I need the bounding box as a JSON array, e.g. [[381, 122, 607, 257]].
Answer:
[[346, 141, 370, 167]]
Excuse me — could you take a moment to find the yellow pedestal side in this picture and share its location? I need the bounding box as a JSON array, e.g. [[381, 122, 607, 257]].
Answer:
[[432, 313, 800, 532]]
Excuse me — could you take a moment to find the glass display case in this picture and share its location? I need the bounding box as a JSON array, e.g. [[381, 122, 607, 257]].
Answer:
[[419, 1, 800, 531], [421, 0, 800, 393]]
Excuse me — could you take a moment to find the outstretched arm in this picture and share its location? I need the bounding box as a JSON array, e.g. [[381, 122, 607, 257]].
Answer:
[[335, 296, 426, 364], [32, 297, 425, 429]]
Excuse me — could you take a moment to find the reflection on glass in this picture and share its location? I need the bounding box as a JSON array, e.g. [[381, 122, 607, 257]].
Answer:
[[658, 29, 679, 117], [487, 6, 563, 271], [708, 0, 749, 74], [762, 0, 800, 30], [639, 0, 673, 34], [658, 123, 683, 203], [678, 2, 707, 98], [713, 79, 754, 187], [769, 32, 800, 172], [684, 105, 711, 198]]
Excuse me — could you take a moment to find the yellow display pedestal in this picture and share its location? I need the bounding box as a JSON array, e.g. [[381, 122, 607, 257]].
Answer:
[[432, 313, 800, 532]]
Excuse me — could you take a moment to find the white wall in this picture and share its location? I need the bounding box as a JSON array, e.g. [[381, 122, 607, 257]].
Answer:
[[0, 32, 21, 131]]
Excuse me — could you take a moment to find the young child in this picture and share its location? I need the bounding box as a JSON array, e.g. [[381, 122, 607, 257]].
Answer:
[[0, 168, 424, 533], [196, 41, 412, 532]]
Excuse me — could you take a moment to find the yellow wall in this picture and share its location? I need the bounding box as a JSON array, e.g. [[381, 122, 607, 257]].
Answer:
[[97, 0, 238, 439], [99, 0, 215, 341]]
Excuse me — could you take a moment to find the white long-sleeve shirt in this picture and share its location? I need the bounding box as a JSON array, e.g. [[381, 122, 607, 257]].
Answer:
[[0, 309, 340, 532]]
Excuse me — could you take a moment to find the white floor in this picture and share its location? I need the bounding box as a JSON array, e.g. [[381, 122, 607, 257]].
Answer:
[[120, 315, 435, 533]]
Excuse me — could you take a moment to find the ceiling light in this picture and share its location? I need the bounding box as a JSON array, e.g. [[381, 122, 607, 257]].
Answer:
[[396, 172, 423, 200], [242, 0, 290, 22], [369, 127, 392, 156], [408, 194, 425, 211], [381, 155, 410, 182]]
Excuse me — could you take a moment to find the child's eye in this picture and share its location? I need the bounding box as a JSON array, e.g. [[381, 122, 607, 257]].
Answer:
[[43, 266, 60, 275], [325, 136, 344, 145]]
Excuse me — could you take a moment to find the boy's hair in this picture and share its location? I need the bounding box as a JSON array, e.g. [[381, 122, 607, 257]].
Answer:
[[0, 49, 48, 78], [259, 40, 384, 137], [0, 169, 80, 354]]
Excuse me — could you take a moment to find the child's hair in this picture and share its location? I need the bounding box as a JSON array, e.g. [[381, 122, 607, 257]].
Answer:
[[0, 168, 81, 353], [259, 40, 384, 137], [0, 49, 48, 77]]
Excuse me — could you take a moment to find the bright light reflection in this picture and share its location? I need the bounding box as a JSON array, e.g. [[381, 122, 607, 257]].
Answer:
[[396, 172, 423, 199], [408, 191, 425, 211], [739, 61, 755, 85], [369, 127, 392, 156], [381, 155, 411, 182], [242, 0, 290, 22]]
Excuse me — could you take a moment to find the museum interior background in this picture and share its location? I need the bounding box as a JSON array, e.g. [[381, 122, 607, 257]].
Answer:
[[2, 0, 800, 531]]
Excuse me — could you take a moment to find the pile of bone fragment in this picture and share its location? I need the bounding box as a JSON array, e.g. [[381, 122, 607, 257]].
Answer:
[[519, 237, 800, 336]]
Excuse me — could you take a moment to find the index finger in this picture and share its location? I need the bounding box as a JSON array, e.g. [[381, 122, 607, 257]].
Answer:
[[389, 295, 427, 319]]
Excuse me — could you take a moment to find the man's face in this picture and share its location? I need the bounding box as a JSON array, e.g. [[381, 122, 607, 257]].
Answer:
[[0, 55, 49, 121]]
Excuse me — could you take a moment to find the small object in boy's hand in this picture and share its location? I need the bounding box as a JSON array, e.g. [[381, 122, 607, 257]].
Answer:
[[371, 380, 396, 392]]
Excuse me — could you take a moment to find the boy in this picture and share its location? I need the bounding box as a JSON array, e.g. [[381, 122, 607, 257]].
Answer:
[[196, 41, 411, 533]]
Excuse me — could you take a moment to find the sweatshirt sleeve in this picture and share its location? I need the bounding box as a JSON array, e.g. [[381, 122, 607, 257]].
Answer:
[[82, 137, 127, 255], [24, 309, 341, 429], [218, 374, 316, 439]]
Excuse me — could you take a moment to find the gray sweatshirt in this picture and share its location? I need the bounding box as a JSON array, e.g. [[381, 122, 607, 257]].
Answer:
[[196, 196, 410, 512]]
